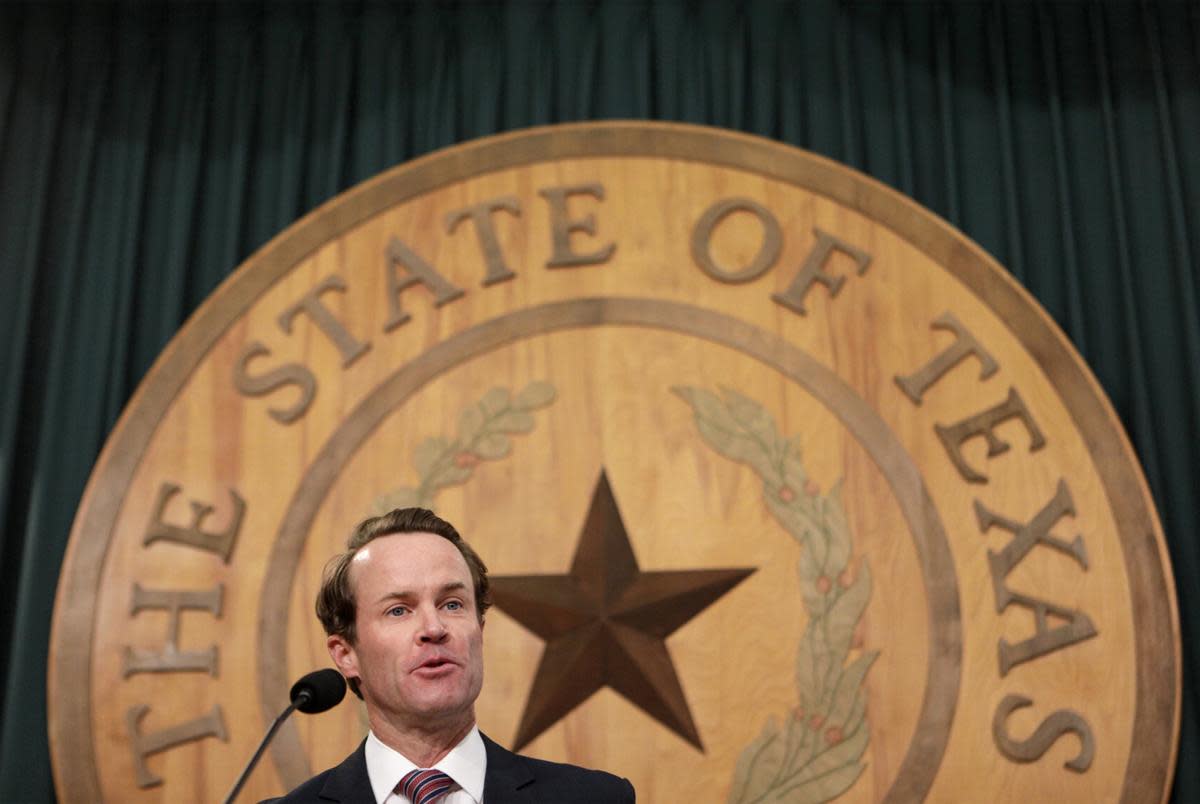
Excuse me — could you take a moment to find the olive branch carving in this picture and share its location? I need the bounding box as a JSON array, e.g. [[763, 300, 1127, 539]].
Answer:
[[675, 386, 877, 804], [374, 381, 557, 512]]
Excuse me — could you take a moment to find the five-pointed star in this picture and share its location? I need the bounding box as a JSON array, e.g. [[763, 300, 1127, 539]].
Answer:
[[489, 470, 756, 751]]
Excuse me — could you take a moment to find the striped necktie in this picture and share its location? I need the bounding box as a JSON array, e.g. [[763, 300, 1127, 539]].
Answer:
[[398, 768, 454, 804]]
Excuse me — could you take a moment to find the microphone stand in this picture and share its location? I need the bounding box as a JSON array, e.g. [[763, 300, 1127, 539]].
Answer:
[[221, 691, 310, 804]]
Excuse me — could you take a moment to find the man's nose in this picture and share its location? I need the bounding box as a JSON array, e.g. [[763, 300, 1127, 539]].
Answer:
[[417, 608, 448, 642]]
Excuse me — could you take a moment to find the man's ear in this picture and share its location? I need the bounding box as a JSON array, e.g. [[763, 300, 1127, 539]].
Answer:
[[327, 634, 358, 682]]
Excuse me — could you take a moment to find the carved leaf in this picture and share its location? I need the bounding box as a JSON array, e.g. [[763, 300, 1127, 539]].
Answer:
[[673, 386, 735, 448], [474, 433, 512, 460], [766, 492, 824, 551], [795, 623, 830, 714], [459, 405, 485, 443], [821, 482, 851, 574], [800, 716, 869, 777], [413, 437, 449, 478], [434, 465, 472, 487], [778, 733, 868, 802], [781, 451, 809, 498], [490, 410, 536, 433], [673, 386, 775, 479], [722, 387, 777, 445], [794, 531, 830, 615], [723, 387, 786, 483], [787, 434, 805, 460], [823, 564, 871, 664], [824, 652, 876, 730], [727, 717, 788, 804], [514, 380, 556, 409], [480, 387, 511, 416]]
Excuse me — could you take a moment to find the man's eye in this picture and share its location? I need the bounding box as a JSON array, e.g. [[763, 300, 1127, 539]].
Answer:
[[387, 605, 409, 616], [444, 600, 463, 611]]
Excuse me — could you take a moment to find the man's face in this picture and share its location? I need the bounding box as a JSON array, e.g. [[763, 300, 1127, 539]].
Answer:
[[328, 531, 484, 734]]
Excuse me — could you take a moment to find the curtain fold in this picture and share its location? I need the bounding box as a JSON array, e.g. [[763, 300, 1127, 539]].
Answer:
[[1, 3, 1197, 801]]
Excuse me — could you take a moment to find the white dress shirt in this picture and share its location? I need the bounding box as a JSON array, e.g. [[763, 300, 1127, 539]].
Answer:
[[365, 725, 487, 804]]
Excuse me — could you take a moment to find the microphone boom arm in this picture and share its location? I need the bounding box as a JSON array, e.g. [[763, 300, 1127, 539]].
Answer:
[[221, 695, 305, 804], [221, 668, 345, 803]]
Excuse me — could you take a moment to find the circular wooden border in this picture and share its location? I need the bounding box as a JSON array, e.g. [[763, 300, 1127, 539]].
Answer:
[[49, 122, 1181, 802]]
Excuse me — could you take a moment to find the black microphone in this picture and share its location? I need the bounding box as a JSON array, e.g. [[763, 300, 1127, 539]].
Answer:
[[221, 669, 348, 804], [291, 668, 348, 714]]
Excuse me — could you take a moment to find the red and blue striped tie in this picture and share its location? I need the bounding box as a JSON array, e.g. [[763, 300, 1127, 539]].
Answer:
[[398, 768, 454, 804]]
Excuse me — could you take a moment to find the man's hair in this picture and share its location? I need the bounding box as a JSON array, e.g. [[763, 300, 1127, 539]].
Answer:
[[316, 507, 492, 646]]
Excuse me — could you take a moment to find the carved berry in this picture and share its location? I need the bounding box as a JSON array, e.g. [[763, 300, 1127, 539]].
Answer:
[[809, 714, 825, 730], [454, 451, 478, 468], [778, 485, 796, 502], [804, 479, 820, 496], [816, 575, 832, 594], [825, 726, 844, 745]]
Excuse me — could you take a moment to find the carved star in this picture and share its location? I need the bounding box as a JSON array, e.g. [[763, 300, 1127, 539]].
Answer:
[[489, 470, 755, 751]]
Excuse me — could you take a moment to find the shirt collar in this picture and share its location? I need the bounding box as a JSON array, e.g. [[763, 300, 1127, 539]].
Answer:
[[365, 725, 486, 804]]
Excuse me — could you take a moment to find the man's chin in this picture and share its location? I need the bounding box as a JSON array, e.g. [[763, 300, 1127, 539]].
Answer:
[[406, 686, 477, 720], [366, 675, 483, 732], [408, 703, 477, 736]]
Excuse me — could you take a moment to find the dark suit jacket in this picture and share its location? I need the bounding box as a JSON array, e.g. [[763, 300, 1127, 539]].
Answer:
[[264, 733, 635, 803]]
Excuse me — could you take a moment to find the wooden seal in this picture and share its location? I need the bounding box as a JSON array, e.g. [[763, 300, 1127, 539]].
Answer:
[[49, 122, 1179, 802]]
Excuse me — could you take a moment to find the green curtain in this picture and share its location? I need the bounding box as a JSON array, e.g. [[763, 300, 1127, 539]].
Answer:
[[1, 2, 1196, 801]]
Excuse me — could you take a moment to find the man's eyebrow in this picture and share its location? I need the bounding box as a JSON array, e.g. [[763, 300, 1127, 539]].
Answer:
[[373, 582, 468, 605], [375, 590, 414, 605]]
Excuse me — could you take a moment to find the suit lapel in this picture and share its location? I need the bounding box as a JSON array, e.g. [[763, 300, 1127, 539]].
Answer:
[[481, 733, 535, 803], [319, 740, 376, 803]]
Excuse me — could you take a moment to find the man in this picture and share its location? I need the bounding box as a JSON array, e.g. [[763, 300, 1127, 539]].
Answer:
[[271, 507, 635, 803]]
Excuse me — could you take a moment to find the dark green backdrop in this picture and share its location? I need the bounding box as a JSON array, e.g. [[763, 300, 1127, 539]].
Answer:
[[1, 2, 1197, 801]]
